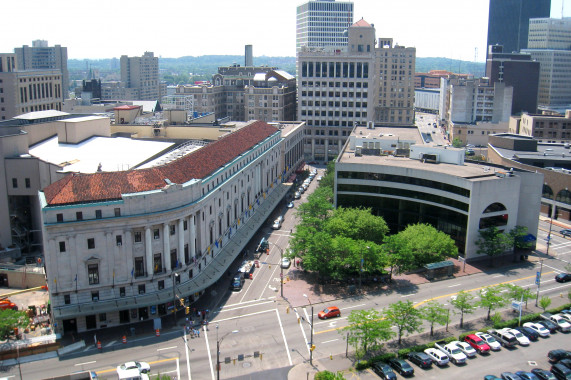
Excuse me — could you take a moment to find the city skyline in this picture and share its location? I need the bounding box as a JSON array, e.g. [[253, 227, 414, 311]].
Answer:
[[1, 0, 569, 62]]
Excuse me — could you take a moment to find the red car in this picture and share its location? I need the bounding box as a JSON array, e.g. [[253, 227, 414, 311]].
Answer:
[[318, 306, 341, 319], [464, 334, 491, 354]]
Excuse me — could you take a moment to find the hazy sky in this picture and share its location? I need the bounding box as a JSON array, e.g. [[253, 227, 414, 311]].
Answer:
[[2, 0, 569, 61]]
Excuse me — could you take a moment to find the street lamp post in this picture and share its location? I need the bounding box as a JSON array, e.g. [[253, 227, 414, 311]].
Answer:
[[303, 294, 314, 365], [216, 324, 238, 380], [546, 206, 556, 256], [172, 273, 179, 324]]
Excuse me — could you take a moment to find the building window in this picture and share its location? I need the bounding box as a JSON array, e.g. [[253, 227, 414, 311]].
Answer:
[[134, 231, 142, 243], [158, 280, 164, 290], [183, 220, 188, 230], [154, 229, 160, 239], [134, 257, 145, 277], [99, 313, 106, 322], [76, 212, 83, 221], [114, 208, 121, 217], [25, 178, 30, 188], [116, 235, 122, 246], [170, 224, 175, 235], [56, 213, 63, 223], [138, 284, 145, 294], [12, 178, 17, 188], [154, 253, 163, 273], [119, 287, 126, 297], [87, 238, 95, 249], [94, 210, 102, 219], [91, 291, 99, 301], [59, 241, 66, 253], [64, 294, 71, 304], [88, 264, 99, 285]]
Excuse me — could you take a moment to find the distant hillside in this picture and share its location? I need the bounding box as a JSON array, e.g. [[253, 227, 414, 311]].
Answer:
[[68, 56, 485, 85]]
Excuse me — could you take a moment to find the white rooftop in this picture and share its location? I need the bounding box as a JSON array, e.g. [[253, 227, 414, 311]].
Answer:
[[14, 110, 70, 120], [29, 136, 174, 173], [60, 115, 108, 123]]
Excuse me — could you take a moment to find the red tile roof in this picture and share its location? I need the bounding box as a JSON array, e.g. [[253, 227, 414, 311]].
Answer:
[[113, 105, 141, 110], [352, 18, 372, 28], [43, 121, 278, 206]]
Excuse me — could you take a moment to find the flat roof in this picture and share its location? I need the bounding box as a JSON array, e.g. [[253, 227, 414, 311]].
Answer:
[[491, 144, 571, 163], [29, 136, 174, 173], [60, 116, 108, 123], [353, 125, 423, 143], [338, 149, 510, 181], [14, 110, 70, 120]]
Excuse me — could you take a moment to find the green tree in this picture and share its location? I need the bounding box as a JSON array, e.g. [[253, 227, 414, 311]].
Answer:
[[325, 207, 389, 245], [452, 138, 463, 148], [477, 286, 508, 320], [383, 223, 458, 273], [0, 309, 27, 339], [383, 301, 423, 345], [538, 296, 552, 312], [296, 186, 334, 225], [342, 309, 394, 357], [318, 161, 336, 191], [450, 291, 476, 328], [420, 301, 449, 336], [568, 289, 571, 302], [507, 225, 533, 260], [475, 226, 509, 266], [501, 284, 536, 308], [315, 371, 345, 380]]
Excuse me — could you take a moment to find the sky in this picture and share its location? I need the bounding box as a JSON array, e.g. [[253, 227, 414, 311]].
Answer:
[[1, 0, 569, 62]]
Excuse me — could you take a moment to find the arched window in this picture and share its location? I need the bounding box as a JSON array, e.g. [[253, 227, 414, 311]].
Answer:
[[556, 189, 571, 205], [542, 185, 553, 199], [483, 202, 507, 213], [479, 214, 508, 229]]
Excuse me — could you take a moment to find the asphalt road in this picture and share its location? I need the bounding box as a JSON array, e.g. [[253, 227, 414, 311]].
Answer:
[[10, 167, 571, 380]]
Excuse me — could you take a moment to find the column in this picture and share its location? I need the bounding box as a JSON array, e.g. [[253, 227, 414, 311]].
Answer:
[[124, 230, 132, 281], [69, 235, 78, 288], [324, 139, 329, 162], [178, 218, 184, 268], [105, 232, 113, 284], [163, 223, 171, 271], [145, 227, 153, 276], [189, 214, 196, 260]]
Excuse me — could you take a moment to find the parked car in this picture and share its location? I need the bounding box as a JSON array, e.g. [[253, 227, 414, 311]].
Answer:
[[451, 340, 477, 357], [476, 332, 502, 350], [298, 186, 305, 194], [316, 176, 322, 181], [294, 192, 301, 199], [371, 362, 397, 380], [280, 257, 291, 269], [501, 373, 523, 380], [407, 351, 433, 369], [424, 348, 449, 366], [117, 361, 151, 380], [488, 329, 518, 348], [505, 328, 530, 346], [536, 319, 560, 333], [516, 371, 540, 380], [555, 273, 571, 282], [485, 376, 503, 380], [514, 326, 540, 341], [531, 369, 556, 380], [559, 359, 571, 370], [318, 306, 340, 319], [287, 201, 294, 208], [464, 334, 491, 354], [560, 229, 571, 237], [466, 149, 476, 156], [388, 358, 414, 377], [550, 363, 571, 380], [548, 349, 571, 363], [523, 322, 550, 337]]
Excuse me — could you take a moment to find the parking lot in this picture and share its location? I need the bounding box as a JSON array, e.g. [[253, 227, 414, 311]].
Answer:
[[358, 330, 569, 379]]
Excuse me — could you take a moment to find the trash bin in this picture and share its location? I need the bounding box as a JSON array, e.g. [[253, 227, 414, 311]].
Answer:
[[130, 327, 135, 336]]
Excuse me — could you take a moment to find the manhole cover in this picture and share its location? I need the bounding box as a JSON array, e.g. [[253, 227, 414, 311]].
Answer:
[[242, 362, 252, 368]]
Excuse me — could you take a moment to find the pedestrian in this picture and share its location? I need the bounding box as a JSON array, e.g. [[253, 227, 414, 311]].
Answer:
[[196, 329, 200, 338]]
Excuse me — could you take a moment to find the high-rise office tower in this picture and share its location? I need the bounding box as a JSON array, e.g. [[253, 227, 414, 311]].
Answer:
[[296, 0, 353, 52], [14, 40, 69, 100], [297, 19, 415, 162], [119, 52, 160, 101], [486, 0, 551, 55], [522, 17, 571, 108]]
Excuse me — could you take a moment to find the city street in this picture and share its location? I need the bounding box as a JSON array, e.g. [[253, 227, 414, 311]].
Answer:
[[7, 168, 571, 380]]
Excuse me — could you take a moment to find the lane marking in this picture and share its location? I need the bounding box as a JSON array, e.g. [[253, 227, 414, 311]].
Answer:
[[275, 309, 293, 365], [448, 284, 462, 288], [75, 361, 96, 366], [157, 346, 177, 351], [493, 275, 504, 278], [204, 326, 215, 380], [401, 294, 414, 297], [215, 308, 275, 323], [184, 330, 192, 380], [293, 307, 311, 356], [219, 300, 275, 313], [322, 339, 339, 344], [222, 297, 273, 309]]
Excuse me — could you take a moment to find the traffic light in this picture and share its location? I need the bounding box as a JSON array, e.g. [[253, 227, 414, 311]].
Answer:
[[185, 306, 190, 315], [310, 344, 316, 351], [179, 298, 185, 307]]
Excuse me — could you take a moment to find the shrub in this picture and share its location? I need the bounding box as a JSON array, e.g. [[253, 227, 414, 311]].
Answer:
[[355, 360, 370, 371], [398, 348, 411, 358], [315, 370, 336, 380], [367, 352, 397, 365], [458, 331, 477, 341]]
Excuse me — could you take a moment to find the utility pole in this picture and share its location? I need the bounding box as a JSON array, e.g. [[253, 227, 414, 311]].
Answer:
[[304, 294, 314, 365], [535, 260, 543, 307]]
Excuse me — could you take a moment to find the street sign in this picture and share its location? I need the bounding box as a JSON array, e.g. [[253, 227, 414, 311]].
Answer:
[[535, 271, 541, 285], [511, 301, 523, 312]]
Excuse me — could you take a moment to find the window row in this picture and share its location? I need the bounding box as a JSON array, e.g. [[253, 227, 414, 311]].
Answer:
[[301, 61, 369, 79]]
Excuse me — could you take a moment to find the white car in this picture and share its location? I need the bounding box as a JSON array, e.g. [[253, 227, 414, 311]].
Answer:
[[316, 176, 322, 181], [280, 257, 291, 269], [294, 192, 301, 199], [504, 328, 530, 346], [117, 361, 150, 380], [443, 343, 467, 364], [560, 313, 571, 323], [475, 332, 501, 351], [450, 340, 477, 358], [424, 348, 449, 366], [523, 322, 550, 337]]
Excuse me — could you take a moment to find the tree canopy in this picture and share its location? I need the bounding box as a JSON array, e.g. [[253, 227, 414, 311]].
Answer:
[[342, 309, 394, 357], [475, 226, 509, 264], [450, 291, 476, 328], [0, 309, 27, 339], [383, 301, 423, 345]]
